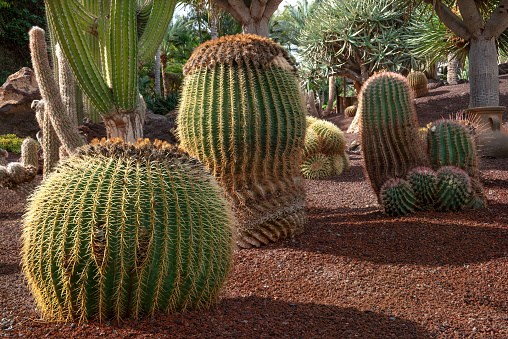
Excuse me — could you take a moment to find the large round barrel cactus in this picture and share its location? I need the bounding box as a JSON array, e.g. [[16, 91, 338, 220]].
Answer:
[[359, 72, 429, 198], [178, 34, 307, 249], [21, 139, 234, 322]]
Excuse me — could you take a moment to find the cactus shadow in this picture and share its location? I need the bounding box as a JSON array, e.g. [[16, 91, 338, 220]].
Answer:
[[0, 263, 20, 275], [75, 297, 433, 338], [278, 207, 508, 267]]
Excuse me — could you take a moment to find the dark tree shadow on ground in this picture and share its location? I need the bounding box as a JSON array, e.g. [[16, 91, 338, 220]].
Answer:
[[25, 297, 433, 339], [273, 205, 508, 267]]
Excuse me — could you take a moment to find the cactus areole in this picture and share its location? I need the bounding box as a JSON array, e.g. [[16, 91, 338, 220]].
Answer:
[[43, 0, 176, 142], [22, 138, 234, 321], [178, 34, 307, 248]]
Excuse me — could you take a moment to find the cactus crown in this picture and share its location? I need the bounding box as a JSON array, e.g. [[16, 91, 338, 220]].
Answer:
[[183, 34, 296, 75]]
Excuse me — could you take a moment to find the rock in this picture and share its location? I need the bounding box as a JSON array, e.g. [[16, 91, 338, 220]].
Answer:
[[348, 140, 361, 154], [80, 113, 178, 144], [0, 68, 41, 138]]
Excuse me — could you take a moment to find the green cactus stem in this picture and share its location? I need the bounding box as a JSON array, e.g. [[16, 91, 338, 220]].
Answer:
[[407, 166, 437, 210], [20, 138, 39, 170], [308, 119, 346, 155], [345, 105, 357, 117], [380, 178, 417, 217], [466, 178, 488, 210], [435, 166, 473, 211], [359, 72, 429, 199], [303, 128, 320, 158], [342, 154, 351, 172], [178, 34, 307, 249], [21, 138, 234, 322], [329, 154, 345, 176], [426, 119, 480, 180], [301, 153, 332, 179], [407, 71, 428, 98]]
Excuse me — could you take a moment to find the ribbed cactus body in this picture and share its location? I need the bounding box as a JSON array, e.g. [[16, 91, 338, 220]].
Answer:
[[407, 71, 428, 98], [359, 72, 429, 198], [20, 137, 39, 169], [342, 154, 351, 172], [309, 120, 346, 155], [380, 178, 417, 217], [345, 105, 357, 117], [427, 120, 479, 179], [407, 167, 437, 209], [435, 166, 472, 211], [303, 128, 320, 158], [178, 34, 307, 249], [22, 139, 234, 322], [329, 154, 345, 176], [301, 153, 332, 179]]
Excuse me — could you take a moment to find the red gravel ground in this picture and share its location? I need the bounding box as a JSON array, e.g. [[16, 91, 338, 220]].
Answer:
[[1, 77, 508, 338]]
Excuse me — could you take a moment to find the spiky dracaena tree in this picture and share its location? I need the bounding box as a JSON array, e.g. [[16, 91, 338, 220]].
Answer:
[[43, 0, 176, 142]]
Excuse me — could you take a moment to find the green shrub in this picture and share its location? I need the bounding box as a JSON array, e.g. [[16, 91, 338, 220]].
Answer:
[[0, 134, 25, 153]]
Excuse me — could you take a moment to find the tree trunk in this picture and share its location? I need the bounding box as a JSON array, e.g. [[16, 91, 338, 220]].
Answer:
[[347, 80, 364, 134], [307, 89, 319, 117], [160, 54, 170, 97], [242, 18, 269, 37], [469, 37, 499, 107], [211, 5, 218, 40], [323, 75, 335, 117], [447, 53, 460, 85], [103, 99, 146, 143], [154, 46, 161, 95]]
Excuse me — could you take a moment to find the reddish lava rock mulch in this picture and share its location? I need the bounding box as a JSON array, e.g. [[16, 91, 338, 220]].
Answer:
[[1, 79, 508, 338]]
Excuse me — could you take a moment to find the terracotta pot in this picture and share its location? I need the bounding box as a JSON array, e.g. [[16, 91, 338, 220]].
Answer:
[[464, 106, 508, 158]]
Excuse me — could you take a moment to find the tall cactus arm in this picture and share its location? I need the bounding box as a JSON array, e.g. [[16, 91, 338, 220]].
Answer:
[[137, 0, 153, 37], [44, 0, 114, 114], [69, 0, 98, 36], [29, 27, 84, 156], [138, 0, 177, 66]]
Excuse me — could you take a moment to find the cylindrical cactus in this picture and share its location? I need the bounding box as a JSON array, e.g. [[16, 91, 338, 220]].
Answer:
[[407, 71, 428, 98], [345, 105, 357, 117], [301, 153, 332, 179], [380, 178, 417, 217], [435, 166, 472, 211], [21, 139, 234, 322], [359, 72, 429, 199], [426, 119, 480, 180], [20, 137, 39, 169], [178, 34, 307, 248], [407, 166, 437, 210], [308, 119, 346, 155]]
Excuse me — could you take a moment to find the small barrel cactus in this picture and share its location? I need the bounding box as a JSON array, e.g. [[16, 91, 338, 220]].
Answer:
[[21, 138, 234, 322], [380, 178, 417, 217], [178, 34, 307, 249], [360, 72, 429, 198], [345, 105, 357, 117], [308, 119, 346, 155], [407, 71, 428, 98], [342, 153, 351, 172], [407, 167, 437, 210], [329, 154, 345, 176], [301, 153, 332, 180], [435, 166, 472, 211], [303, 128, 321, 158], [427, 119, 480, 180]]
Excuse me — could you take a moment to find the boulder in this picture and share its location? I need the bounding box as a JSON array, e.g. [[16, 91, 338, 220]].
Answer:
[[0, 68, 41, 138]]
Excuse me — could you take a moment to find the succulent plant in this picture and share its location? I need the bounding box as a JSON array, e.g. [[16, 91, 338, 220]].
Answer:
[[380, 178, 417, 217], [407, 71, 428, 98], [301, 153, 332, 179], [178, 34, 307, 249], [308, 119, 346, 155], [20, 138, 39, 170], [0, 137, 39, 194], [303, 128, 321, 158], [407, 166, 437, 210], [345, 105, 357, 117], [434, 166, 473, 211], [426, 119, 480, 180], [21, 138, 234, 322], [359, 72, 429, 198], [329, 154, 345, 176], [342, 153, 351, 172]]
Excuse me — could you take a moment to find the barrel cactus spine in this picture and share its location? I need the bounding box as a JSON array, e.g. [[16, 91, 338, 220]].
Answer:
[[20, 137, 39, 169], [329, 154, 345, 176], [380, 178, 417, 217], [303, 128, 320, 158], [345, 105, 357, 117], [407, 166, 437, 210], [359, 72, 429, 199], [308, 120, 346, 155], [22, 138, 234, 322], [435, 166, 473, 211], [301, 153, 332, 179], [178, 34, 307, 249], [407, 71, 428, 98]]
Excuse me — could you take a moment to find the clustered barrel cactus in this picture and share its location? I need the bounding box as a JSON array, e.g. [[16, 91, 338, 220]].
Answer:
[[360, 72, 486, 216], [178, 34, 307, 249], [22, 138, 234, 322], [301, 117, 350, 180]]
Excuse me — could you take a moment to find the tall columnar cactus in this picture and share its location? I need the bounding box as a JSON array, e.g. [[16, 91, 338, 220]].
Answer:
[[178, 34, 307, 249], [407, 71, 428, 98], [359, 72, 429, 198], [380, 178, 417, 217], [20, 138, 39, 169], [22, 139, 234, 322], [42, 0, 177, 142], [427, 119, 480, 180]]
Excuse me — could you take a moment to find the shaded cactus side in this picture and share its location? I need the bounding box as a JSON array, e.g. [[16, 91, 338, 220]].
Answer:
[[301, 153, 332, 180], [329, 154, 345, 176], [345, 105, 357, 117], [434, 166, 473, 211], [407, 167, 437, 210], [22, 139, 234, 322], [407, 71, 428, 98], [359, 72, 429, 198], [380, 178, 417, 217]]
